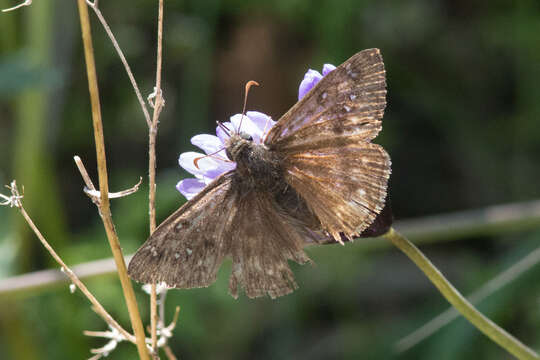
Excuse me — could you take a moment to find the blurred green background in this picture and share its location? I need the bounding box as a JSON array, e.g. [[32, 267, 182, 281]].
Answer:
[[1, 0, 540, 359]]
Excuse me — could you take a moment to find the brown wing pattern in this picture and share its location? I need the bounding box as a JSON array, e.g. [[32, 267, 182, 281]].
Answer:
[[226, 191, 311, 299], [267, 48, 390, 241], [128, 173, 312, 299], [265, 48, 386, 147], [128, 173, 235, 289], [284, 143, 390, 241]]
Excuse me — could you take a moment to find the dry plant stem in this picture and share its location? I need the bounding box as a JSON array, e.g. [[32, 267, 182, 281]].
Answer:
[[384, 228, 539, 360], [86, 0, 151, 127], [149, 0, 165, 354], [163, 346, 178, 360], [2, 0, 32, 12], [14, 199, 134, 343], [150, 284, 158, 353], [77, 1, 149, 359], [75, 155, 142, 203], [74, 155, 96, 191]]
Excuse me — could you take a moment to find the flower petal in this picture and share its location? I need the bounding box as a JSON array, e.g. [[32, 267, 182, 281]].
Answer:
[[230, 113, 264, 143], [191, 134, 223, 155], [216, 121, 233, 143], [176, 178, 206, 200], [202, 159, 236, 179], [322, 63, 336, 76], [179, 109, 276, 199], [298, 69, 322, 100], [246, 111, 275, 143], [179, 151, 234, 179], [178, 151, 206, 176]]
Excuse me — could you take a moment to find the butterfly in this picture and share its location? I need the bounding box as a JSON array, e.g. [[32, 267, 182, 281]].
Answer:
[[128, 48, 391, 299]]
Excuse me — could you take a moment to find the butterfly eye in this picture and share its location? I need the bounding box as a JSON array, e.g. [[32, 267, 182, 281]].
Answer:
[[239, 132, 253, 141]]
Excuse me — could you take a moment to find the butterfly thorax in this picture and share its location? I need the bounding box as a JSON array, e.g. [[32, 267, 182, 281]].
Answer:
[[225, 133, 283, 193]]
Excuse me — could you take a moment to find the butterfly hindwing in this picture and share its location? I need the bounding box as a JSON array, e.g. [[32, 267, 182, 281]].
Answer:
[[128, 173, 312, 299], [283, 143, 390, 240], [226, 190, 311, 299]]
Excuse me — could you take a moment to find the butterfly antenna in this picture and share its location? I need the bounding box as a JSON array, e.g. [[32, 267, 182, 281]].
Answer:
[[193, 148, 231, 169], [238, 80, 259, 132], [216, 121, 232, 137]]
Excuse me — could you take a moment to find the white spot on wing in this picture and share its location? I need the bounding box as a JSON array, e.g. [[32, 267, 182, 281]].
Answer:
[[344, 105, 351, 112], [186, 248, 192, 255], [174, 252, 180, 259], [349, 94, 357, 100]]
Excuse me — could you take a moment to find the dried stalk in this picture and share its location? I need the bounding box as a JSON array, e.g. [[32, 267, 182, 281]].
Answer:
[[85, 0, 152, 127], [76, 1, 149, 359], [1, 182, 134, 343], [149, 0, 165, 354]]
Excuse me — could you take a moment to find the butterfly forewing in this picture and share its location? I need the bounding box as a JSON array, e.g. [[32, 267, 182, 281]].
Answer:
[[265, 48, 386, 145], [267, 48, 390, 241], [128, 173, 234, 288]]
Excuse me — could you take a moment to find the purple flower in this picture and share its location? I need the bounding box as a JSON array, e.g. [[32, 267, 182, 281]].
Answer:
[[298, 63, 336, 100], [177, 111, 276, 200]]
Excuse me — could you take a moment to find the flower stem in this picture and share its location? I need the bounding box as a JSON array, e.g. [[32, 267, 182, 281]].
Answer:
[[77, 1, 149, 359], [383, 227, 539, 360]]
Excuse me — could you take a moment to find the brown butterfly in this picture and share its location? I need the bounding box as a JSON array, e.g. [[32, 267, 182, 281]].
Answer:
[[128, 48, 391, 299]]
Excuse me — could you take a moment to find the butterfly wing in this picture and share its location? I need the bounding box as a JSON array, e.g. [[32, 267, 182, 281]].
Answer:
[[226, 190, 311, 299], [266, 48, 391, 241], [128, 172, 311, 299], [128, 173, 235, 289]]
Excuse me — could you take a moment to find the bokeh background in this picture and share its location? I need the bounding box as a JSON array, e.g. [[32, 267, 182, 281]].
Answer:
[[1, 0, 540, 359]]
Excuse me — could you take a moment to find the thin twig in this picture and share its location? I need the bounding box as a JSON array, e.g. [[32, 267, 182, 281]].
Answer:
[[150, 283, 158, 354], [77, 1, 149, 359], [74, 155, 97, 191], [85, 326, 130, 357], [2, 0, 32, 12], [163, 346, 178, 360], [76, 154, 143, 202], [149, 0, 165, 354], [394, 199, 540, 244], [1, 181, 135, 343], [85, 0, 152, 127], [383, 228, 539, 360], [84, 177, 143, 200]]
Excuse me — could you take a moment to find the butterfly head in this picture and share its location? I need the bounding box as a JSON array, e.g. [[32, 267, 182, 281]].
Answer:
[[225, 131, 253, 162]]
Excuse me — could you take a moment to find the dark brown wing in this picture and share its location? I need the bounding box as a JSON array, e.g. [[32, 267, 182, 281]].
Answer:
[[266, 48, 390, 241], [128, 173, 235, 289], [265, 48, 386, 147], [226, 190, 311, 299], [128, 173, 312, 299]]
